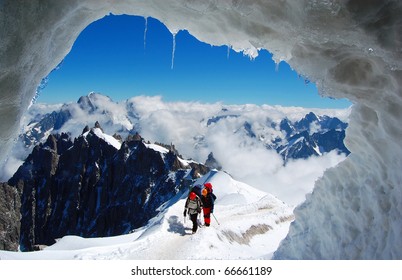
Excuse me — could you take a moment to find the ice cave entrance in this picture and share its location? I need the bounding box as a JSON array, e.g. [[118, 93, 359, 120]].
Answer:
[[36, 15, 351, 109]]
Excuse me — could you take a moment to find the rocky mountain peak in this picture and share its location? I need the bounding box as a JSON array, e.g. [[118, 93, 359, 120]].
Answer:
[[205, 152, 222, 170], [6, 126, 210, 251]]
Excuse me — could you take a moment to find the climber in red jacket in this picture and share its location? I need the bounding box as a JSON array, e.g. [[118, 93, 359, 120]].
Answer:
[[201, 182, 217, 227]]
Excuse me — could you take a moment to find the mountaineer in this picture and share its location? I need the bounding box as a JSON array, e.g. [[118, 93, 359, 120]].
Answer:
[[201, 182, 217, 227], [183, 191, 203, 234]]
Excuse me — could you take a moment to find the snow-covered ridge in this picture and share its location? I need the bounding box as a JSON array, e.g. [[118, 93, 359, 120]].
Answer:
[[83, 127, 122, 150], [144, 143, 169, 154], [143, 142, 195, 168], [0, 171, 293, 260]]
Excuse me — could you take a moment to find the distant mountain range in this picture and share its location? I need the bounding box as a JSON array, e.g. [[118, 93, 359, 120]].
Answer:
[[20, 92, 350, 164]]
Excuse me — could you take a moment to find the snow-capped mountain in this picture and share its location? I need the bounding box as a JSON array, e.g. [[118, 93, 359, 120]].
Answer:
[[6, 123, 210, 252], [22, 93, 134, 148], [17, 92, 349, 168], [277, 128, 348, 161]]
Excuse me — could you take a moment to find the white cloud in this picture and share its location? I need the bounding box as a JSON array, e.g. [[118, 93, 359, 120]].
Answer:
[[0, 157, 24, 182], [263, 151, 347, 207], [127, 98, 349, 208], [0, 141, 28, 181], [204, 114, 347, 207]]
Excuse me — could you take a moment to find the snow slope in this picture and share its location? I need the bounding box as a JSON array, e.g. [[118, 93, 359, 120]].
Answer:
[[0, 171, 293, 260], [83, 127, 122, 150]]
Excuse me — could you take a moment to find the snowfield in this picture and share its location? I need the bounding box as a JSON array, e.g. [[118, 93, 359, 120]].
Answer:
[[0, 171, 293, 260]]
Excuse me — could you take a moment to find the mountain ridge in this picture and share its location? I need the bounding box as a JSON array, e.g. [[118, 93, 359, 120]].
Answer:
[[5, 123, 210, 251]]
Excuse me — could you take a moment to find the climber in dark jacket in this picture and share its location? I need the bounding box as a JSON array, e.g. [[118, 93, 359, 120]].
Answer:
[[184, 191, 202, 234], [201, 182, 217, 227]]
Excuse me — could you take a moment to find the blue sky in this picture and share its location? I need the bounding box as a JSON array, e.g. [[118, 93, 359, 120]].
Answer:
[[38, 14, 351, 108]]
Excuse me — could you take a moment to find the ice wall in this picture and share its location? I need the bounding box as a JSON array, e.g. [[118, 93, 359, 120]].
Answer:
[[1, 0, 401, 259]]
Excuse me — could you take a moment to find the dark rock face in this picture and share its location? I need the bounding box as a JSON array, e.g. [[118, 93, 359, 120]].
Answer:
[[312, 129, 349, 155], [205, 152, 222, 170], [8, 133, 72, 251], [8, 126, 208, 251], [278, 131, 318, 160], [0, 183, 21, 251]]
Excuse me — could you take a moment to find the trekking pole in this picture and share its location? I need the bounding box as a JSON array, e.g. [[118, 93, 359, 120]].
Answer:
[[212, 213, 220, 225]]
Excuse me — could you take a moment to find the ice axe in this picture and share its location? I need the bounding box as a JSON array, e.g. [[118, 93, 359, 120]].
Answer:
[[212, 213, 220, 225]]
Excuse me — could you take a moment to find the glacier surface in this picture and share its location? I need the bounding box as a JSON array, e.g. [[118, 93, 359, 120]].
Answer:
[[0, 0, 401, 259]]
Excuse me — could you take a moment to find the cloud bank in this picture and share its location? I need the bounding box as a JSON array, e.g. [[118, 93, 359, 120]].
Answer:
[[128, 95, 349, 206]]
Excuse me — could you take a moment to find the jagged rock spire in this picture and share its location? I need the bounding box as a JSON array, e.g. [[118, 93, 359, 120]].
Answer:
[[94, 121, 103, 132], [82, 125, 90, 134], [205, 152, 222, 170]]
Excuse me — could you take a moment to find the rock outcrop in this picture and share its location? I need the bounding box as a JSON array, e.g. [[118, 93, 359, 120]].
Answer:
[[0, 183, 21, 251]]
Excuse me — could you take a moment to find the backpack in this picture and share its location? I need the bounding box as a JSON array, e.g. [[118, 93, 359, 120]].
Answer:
[[190, 184, 203, 198], [202, 192, 216, 208], [186, 193, 201, 215]]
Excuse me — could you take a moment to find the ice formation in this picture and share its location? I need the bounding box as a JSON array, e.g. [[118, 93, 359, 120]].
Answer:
[[0, 0, 401, 259], [143, 17, 148, 50], [171, 31, 177, 70]]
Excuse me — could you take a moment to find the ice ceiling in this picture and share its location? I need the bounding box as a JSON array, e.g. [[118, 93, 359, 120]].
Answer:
[[1, 0, 401, 259]]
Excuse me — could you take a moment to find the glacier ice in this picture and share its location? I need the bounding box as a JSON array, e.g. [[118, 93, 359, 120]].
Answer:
[[0, 0, 401, 259]]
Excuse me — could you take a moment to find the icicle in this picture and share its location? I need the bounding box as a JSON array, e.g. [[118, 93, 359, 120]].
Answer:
[[143, 17, 148, 50], [227, 45, 231, 60], [30, 60, 63, 108], [171, 32, 177, 70], [31, 76, 47, 107], [275, 62, 280, 72]]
